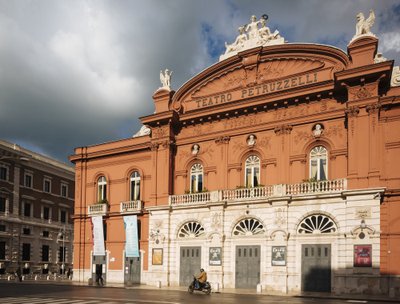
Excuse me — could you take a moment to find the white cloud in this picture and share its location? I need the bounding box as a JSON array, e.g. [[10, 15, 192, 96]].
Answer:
[[380, 32, 400, 53]]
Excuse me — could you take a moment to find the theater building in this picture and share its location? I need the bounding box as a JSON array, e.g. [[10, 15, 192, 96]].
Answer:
[[70, 13, 400, 296]]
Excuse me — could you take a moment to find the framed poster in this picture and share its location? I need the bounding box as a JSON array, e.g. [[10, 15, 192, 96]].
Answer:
[[271, 246, 286, 266], [152, 248, 163, 265], [354, 245, 372, 267], [209, 247, 222, 266]]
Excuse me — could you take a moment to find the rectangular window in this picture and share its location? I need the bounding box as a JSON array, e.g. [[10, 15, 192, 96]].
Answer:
[[43, 206, 50, 220], [42, 245, 49, 262], [0, 241, 5, 259], [60, 210, 67, 223], [24, 202, 31, 217], [23, 228, 30, 235], [61, 184, 68, 198], [42, 230, 49, 238], [254, 167, 259, 187], [0, 197, 6, 212], [22, 243, 31, 261], [0, 224, 6, 232], [0, 166, 7, 181], [246, 168, 252, 188], [44, 179, 51, 193], [24, 173, 33, 188]]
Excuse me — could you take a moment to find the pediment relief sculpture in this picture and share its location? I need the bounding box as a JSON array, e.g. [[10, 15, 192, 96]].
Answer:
[[190, 58, 325, 99]]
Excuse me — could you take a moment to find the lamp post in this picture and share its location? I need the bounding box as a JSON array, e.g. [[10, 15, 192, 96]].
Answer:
[[57, 225, 66, 277]]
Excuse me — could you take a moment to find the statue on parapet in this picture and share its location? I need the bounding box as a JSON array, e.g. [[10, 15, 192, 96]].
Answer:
[[246, 15, 261, 40], [220, 14, 285, 61], [355, 9, 375, 37], [224, 26, 247, 54], [160, 69, 173, 90], [258, 17, 280, 44]]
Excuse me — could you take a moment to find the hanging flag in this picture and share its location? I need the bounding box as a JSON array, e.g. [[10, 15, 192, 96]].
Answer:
[[124, 215, 139, 257], [91, 215, 105, 256]]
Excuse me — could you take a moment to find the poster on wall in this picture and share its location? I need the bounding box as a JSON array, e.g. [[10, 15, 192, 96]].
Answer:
[[271, 246, 286, 266], [152, 248, 163, 265], [91, 215, 105, 256], [209, 247, 222, 266], [354, 245, 372, 267], [124, 215, 140, 258]]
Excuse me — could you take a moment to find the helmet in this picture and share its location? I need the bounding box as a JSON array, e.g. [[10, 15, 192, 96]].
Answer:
[[200, 268, 204, 272]]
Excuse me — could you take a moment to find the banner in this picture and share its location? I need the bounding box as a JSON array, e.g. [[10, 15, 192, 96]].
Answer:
[[124, 215, 140, 257], [354, 245, 372, 267], [271, 246, 286, 266], [209, 247, 222, 266], [91, 215, 105, 256]]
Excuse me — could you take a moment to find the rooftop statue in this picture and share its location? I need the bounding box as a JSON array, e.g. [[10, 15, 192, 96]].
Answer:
[[350, 9, 376, 43], [133, 125, 151, 137], [160, 69, 173, 90], [220, 14, 285, 61], [224, 26, 247, 54]]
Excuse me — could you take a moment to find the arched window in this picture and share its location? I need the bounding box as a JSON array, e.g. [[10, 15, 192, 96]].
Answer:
[[245, 155, 260, 188], [310, 146, 327, 181], [297, 214, 337, 234], [97, 176, 107, 201], [178, 221, 205, 238], [130, 171, 141, 201], [190, 163, 203, 193], [233, 218, 265, 236]]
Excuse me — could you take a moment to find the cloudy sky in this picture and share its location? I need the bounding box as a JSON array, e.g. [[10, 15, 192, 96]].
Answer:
[[0, 0, 399, 164]]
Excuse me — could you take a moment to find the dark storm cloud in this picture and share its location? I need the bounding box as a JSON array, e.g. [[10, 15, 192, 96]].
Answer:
[[0, 0, 398, 162]]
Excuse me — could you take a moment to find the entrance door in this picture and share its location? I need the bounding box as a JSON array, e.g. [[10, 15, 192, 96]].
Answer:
[[235, 245, 260, 288], [92, 255, 107, 284], [125, 256, 141, 285], [179, 246, 201, 286], [301, 244, 331, 292]]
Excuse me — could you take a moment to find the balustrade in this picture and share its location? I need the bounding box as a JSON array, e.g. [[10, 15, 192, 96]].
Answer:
[[168, 179, 347, 206]]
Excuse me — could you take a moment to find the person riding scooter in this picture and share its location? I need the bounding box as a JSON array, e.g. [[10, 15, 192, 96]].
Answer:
[[195, 268, 207, 289]]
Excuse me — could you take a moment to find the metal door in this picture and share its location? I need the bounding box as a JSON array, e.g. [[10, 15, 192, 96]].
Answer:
[[125, 256, 141, 285], [92, 255, 107, 284], [235, 245, 261, 288], [301, 244, 331, 292], [179, 246, 201, 286]]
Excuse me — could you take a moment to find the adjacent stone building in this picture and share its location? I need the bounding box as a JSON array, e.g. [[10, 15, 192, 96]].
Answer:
[[0, 140, 74, 276], [70, 12, 400, 296]]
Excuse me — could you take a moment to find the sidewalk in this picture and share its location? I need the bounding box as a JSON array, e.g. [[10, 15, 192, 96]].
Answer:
[[82, 281, 400, 303], [1, 278, 398, 303]]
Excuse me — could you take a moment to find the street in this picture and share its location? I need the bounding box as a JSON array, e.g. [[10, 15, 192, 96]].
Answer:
[[0, 282, 392, 304]]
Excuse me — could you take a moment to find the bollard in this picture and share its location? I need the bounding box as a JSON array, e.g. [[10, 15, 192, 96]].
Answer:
[[47, 275, 50, 280], [7, 275, 11, 281], [156, 281, 161, 288], [213, 282, 219, 293], [256, 283, 262, 293], [22, 275, 25, 281]]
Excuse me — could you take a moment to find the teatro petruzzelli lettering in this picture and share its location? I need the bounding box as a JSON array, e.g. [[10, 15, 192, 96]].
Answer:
[[193, 72, 318, 109]]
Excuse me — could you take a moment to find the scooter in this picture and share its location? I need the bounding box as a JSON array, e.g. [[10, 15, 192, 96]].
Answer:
[[188, 276, 212, 295]]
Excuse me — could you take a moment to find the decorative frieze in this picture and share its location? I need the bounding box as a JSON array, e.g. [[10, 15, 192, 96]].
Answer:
[[274, 124, 292, 135], [215, 136, 230, 145]]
